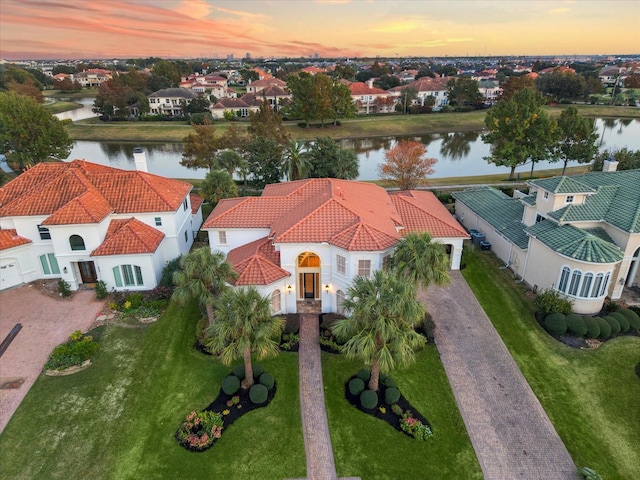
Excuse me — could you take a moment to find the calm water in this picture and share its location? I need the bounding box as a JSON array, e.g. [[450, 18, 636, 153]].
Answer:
[[55, 98, 97, 122], [64, 117, 640, 181]]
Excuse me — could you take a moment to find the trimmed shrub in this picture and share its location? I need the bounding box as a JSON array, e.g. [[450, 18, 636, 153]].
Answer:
[[379, 372, 388, 383], [44, 331, 99, 370], [610, 312, 629, 332], [566, 314, 587, 336], [95, 280, 108, 300], [583, 316, 600, 338], [349, 377, 365, 396], [356, 369, 371, 382], [233, 365, 245, 380], [382, 376, 397, 388], [544, 312, 567, 336], [360, 389, 378, 410], [57, 279, 72, 297], [126, 292, 143, 309], [603, 315, 620, 335], [534, 289, 572, 316], [249, 384, 268, 404], [259, 372, 274, 390], [221, 375, 240, 395], [597, 317, 612, 338], [384, 387, 401, 405], [252, 364, 264, 379], [619, 308, 640, 330]]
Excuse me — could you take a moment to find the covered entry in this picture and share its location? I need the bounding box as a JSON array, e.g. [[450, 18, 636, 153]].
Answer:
[[296, 252, 322, 313], [77, 261, 97, 284]]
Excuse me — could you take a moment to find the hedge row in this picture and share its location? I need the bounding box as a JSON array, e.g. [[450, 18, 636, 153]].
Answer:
[[543, 308, 640, 339]]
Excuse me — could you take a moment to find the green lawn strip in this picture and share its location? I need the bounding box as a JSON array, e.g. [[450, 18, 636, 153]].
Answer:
[[0, 301, 305, 480], [323, 350, 482, 479], [461, 247, 640, 479], [46, 101, 84, 114]]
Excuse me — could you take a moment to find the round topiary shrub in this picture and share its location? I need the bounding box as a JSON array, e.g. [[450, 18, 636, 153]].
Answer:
[[566, 314, 587, 337], [544, 312, 567, 336], [249, 384, 269, 404], [360, 389, 378, 410], [259, 372, 274, 390], [603, 315, 619, 335], [619, 308, 640, 330], [252, 364, 264, 379], [610, 312, 630, 332], [583, 316, 600, 338], [382, 376, 397, 388], [349, 377, 365, 396], [356, 369, 371, 382], [379, 372, 388, 384], [233, 365, 245, 380], [597, 317, 612, 338], [384, 387, 400, 405], [222, 375, 240, 395]]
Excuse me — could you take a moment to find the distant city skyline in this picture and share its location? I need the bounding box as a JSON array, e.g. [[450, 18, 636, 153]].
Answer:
[[1, 0, 638, 61]]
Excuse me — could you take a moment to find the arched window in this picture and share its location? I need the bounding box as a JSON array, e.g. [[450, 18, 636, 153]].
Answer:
[[558, 266, 571, 293], [271, 289, 281, 313], [591, 273, 604, 298], [336, 290, 345, 315], [568, 269, 582, 296], [580, 273, 593, 298], [601, 272, 611, 296], [69, 235, 86, 251]]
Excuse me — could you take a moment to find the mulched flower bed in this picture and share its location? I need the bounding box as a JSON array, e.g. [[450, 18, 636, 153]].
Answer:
[[344, 375, 431, 439]]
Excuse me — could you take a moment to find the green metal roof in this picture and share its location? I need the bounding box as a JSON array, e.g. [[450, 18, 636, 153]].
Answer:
[[453, 187, 529, 249], [520, 194, 536, 206], [529, 176, 596, 194], [526, 220, 623, 264]]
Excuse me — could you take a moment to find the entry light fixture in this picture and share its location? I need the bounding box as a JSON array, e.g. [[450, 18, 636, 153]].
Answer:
[[63, 267, 68, 274], [287, 284, 293, 293], [324, 284, 330, 292]]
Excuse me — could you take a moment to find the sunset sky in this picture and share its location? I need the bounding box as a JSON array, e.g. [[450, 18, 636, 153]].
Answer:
[[1, 0, 638, 60]]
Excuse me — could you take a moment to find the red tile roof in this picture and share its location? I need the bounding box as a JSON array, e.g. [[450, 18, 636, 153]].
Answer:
[[0, 160, 192, 224], [91, 218, 165, 256], [0, 229, 31, 251], [226, 237, 290, 286], [390, 190, 468, 238], [348, 82, 388, 96], [190, 194, 204, 215]]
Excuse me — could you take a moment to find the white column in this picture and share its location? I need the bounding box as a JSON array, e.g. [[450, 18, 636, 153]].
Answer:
[[451, 245, 463, 270]]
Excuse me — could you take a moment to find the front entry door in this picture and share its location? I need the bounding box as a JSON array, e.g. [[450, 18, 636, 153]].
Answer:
[[303, 273, 316, 299], [78, 261, 97, 284]]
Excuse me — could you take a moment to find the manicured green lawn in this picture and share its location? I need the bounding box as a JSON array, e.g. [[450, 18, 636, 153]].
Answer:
[[45, 100, 84, 114], [323, 350, 482, 479], [0, 301, 305, 480], [462, 247, 640, 480]]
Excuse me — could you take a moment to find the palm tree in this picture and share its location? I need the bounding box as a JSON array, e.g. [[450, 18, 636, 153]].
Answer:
[[215, 149, 245, 176], [331, 270, 426, 391], [206, 287, 285, 389], [387, 232, 450, 289], [284, 139, 310, 181], [172, 248, 238, 327]]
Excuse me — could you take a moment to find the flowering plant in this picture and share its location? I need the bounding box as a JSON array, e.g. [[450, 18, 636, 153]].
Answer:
[[400, 411, 432, 440], [176, 410, 224, 451]]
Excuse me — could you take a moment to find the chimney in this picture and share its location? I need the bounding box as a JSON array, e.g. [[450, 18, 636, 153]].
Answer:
[[133, 147, 148, 172], [602, 157, 619, 172], [366, 78, 374, 89]]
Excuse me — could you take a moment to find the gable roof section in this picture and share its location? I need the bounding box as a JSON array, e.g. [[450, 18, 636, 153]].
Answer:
[[226, 237, 289, 286], [529, 176, 595, 194], [453, 187, 529, 249], [43, 189, 113, 225], [390, 191, 468, 238], [526, 220, 623, 264], [91, 218, 165, 256], [0, 229, 31, 251], [190, 194, 204, 214]]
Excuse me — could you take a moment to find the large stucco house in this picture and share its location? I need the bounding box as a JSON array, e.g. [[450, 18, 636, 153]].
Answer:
[[202, 178, 468, 315], [0, 155, 203, 292], [453, 166, 640, 314]]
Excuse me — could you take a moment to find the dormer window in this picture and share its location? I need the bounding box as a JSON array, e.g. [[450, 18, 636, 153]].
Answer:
[[566, 195, 574, 204], [543, 191, 549, 200]]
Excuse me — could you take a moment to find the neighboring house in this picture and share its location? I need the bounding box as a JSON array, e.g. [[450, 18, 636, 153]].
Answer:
[[346, 80, 396, 114], [478, 80, 502, 105], [599, 66, 628, 88], [0, 156, 203, 292], [202, 179, 468, 315], [210, 97, 260, 119], [71, 69, 112, 88], [179, 74, 230, 99], [148, 88, 198, 116], [245, 77, 287, 94], [388, 76, 451, 110], [453, 166, 640, 314]]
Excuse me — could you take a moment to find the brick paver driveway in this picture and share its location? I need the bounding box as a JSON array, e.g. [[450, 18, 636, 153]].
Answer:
[[420, 271, 579, 480], [0, 285, 103, 433]]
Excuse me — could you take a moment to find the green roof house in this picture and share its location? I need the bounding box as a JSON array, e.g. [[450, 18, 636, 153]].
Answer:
[[453, 168, 640, 314]]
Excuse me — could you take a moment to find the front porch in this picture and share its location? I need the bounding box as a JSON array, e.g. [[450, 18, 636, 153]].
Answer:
[[619, 285, 640, 307], [296, 299, 322, 314]]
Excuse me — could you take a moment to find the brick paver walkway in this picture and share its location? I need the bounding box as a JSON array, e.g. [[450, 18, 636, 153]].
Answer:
[[298, 314, 338, 480], [420, 271, 579, 480]]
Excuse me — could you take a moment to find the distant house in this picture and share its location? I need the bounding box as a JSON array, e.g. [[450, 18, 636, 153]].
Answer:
[[453, 166, 640, 314], [246, 77, 287, 94], [148, 88, 198, 116], [202, 179, 468, 315], [71, 68, 112, 88], [599, 66, 628, 88], [388, 76, 451, 110], [478, 80, 502, 105], [346, 79, 396, 114], [210, 97, 260, 119], [0, 156, 203, 292]]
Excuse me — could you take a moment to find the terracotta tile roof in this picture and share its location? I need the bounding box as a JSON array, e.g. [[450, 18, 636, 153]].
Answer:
[[91, 218, 164, 256], [389, 76, 450, 93], [213, 98, 251, 108], [190, 194, 204, 214], [348, 82, 388, 96], [226, 237, 290, 286], [0, 229, 31, 251], [390, 191, 469, 238], [330, 223, 398, 251], [0, 160, 192, 223], [248, 77, 285, 87]]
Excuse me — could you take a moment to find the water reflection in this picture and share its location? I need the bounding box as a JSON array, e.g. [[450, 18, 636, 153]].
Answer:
[[439, 131, 480, 161]]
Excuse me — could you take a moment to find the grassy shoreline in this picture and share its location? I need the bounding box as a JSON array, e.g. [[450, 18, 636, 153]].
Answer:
[[65, 105, 640, 143]]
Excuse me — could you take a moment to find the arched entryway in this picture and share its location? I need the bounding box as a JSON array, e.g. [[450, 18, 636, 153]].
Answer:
[[297, 252, 321, 313], [626, 246, 640, 287]]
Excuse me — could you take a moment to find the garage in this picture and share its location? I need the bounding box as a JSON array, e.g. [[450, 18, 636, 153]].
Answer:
[[0, 260, 23, 290]]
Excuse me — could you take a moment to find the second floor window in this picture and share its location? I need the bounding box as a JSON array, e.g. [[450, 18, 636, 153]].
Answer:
[[336, 255, 346, 275], [69, 234, 85, 251], [358, 259, 371, 277], [38, 225, 51, 240]]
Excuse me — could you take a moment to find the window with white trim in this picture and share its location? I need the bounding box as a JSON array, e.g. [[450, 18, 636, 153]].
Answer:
[[183, 197, 189, 211], [568, 270, 581, 296], [336, 254, 346, 275], [357, 259, 371, 277], [69, 235, 86, 251], [154, 217, 162, 226], [271, 289, 281, 313], [579, 273, 593, 298], [336, 290, 345, 315], [543, 191, 549, 200], [601, 272, 610, 296], [591, 273, 604, 298], [38, 225, 51, 240], [218, 231, 227, 245], [113, 265, 144, 287], [39, 253, 60, 275], [566, 195, 574, 204], [558, 266, 570, 293]]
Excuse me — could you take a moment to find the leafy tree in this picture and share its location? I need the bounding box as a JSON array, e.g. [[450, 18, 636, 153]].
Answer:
[[333, 64, 356, 80], [216, 149, 245, 176], [624, 74, 640, 89], [590, 148, 640, 171], [307, 137, 358, 179], [331, 270, 426, 392], [200, 169, 238, 206], [119, 68, 148, 93], [446, 77, 482, 108], [239, 69, 259, 83], [553, 107, 599, 175], [54, 77, 82, 92], [482, 88, 557, 180], [0, 92, 72, 170], [248, 101, 290, 145], [284, 140, 311, 181], [93, 77, 144, 119], [387, 232, 450, 289], [374, 74, 401, 90], [328, 78, 358, 125], [379, 140, 437, 190], [52, 65, 78, 75], [584, 76, 604, 96], [284, 72, 315, 126], [151, 60, 180, 87], [0, 66, 43, 91], [7, 80, 43, 103], [172, 248, 237, 327], [436, 65, 458, 77], [206, 286, 285, 389], [397, 86, 418, 114], [415, 68, 436, 79], [182, 96, 210, 115], [499, 75, 535, 101], [218, 122, 249, 152], [245, 137, 284, 188], [535, 70, 585, 102], [181, 119, 220, 171]]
